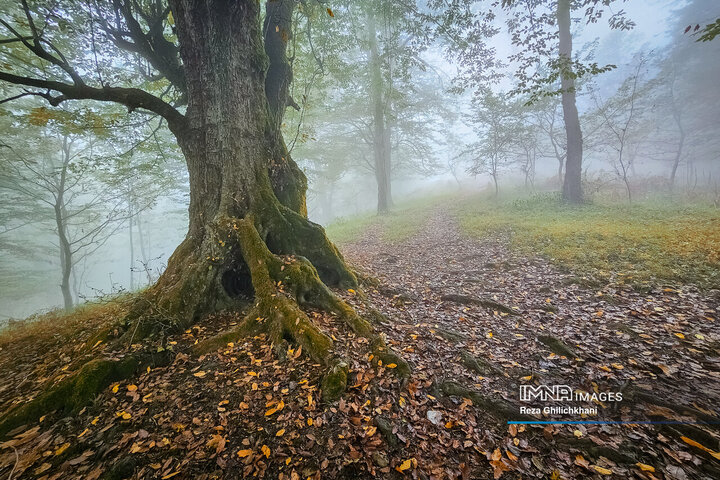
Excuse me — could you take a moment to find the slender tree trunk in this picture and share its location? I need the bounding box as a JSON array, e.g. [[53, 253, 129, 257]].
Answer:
[[367, 9, 393, 214], [557, 157, 564, 186], [557, 0, 583, 203], [669, 86, 684, 189], [56, 204, 73, 311], [129, 204, 135, 290], [55, 137, 73, 310]]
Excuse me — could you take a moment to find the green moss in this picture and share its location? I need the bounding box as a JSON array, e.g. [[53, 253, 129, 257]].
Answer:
[[321, 359, 349, 402], [0, 356, 138, 438]]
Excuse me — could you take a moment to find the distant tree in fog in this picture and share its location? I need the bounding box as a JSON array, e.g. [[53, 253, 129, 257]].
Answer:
[[590, 55, 650, 202], [463, 91, 524, 197]]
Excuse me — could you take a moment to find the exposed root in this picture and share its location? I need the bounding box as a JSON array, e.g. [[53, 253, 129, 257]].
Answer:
[[459, 349, 504, 377], [321, 359, 350, 402], [370, 337, 411, 377], [440, 294, 519, 315], [434, 380, 527, 421], [536, 334, 578, 359], [0, 357, 139, 438], [374, 415, 399, 448], [627, 387, 720, 428], [435, 327, 467, 343], [555, 437, 639, 464]]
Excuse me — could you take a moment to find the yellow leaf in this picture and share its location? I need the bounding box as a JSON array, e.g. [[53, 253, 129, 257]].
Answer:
[[122, 412, 132, 420], [307, 417, 313, 426], [276, 429, 285, 437], [675, 332, 685, 339], [386, 363, 398, 369], [680, 436, 720, 460], [193, 371, 207, 378], [592, 465, 612, 475], [54, 443, 70, 456], [327, 8, 335, 17], [636, 463, 655, 472], [261, 444, 271, 458], [573, 429, 583, 438], [397, 458, 413, 471], [237, 449, 252, 458], [112, 384, 119, 393], [127, 384, 138, 392], [161, 472, 179, 479]]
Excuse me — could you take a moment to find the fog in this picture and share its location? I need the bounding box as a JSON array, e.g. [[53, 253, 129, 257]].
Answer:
[[0, 0, 718, 319]]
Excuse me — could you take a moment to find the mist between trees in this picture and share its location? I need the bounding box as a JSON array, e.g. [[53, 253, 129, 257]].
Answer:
[[0, 0, 718, 319]]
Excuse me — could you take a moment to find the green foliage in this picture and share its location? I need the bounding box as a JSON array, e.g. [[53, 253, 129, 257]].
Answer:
[[692, 18, 720, 42], [456, 193, 720, 289]]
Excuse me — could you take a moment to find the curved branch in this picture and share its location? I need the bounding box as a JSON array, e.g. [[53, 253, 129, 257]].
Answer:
[[0, 70, 186, 131]]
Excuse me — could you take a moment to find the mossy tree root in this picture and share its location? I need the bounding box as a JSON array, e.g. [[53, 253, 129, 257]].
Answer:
[[434, 380, 528, 421], [192, 216, 409, 400], [0, 357, 139, 439], [555, 437, 640, 464], [459, 349, 504, 377], [440, 294, 519, 315], [536, 335, 578, 359]]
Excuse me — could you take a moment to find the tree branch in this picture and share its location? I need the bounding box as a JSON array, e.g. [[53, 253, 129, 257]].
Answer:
[[0, 71, 185, 130]]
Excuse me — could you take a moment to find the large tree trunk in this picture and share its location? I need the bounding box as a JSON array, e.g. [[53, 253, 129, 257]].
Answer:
[[367, 9, 393, 214], [140, 1, 351, 325], [118, 1, 410, 386], [557, 0, 583, 203]]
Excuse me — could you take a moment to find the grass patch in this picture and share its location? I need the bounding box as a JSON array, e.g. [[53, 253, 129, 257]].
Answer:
[[456, 193, 720, 289], [0, 294, 132, 349], [326, 194, 449, 244]]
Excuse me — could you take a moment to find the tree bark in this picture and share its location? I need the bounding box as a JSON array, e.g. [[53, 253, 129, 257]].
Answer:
[[557, 0, 583, 203], [128, 0, 358, 338], [367, 9, 393, 214], [263, 0, 308, 216]]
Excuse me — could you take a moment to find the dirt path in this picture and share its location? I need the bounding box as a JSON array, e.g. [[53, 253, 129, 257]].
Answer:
[[341, 207, 720, 479]]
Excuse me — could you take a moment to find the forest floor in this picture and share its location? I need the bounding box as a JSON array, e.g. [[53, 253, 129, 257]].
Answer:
[[1, 194, 720, 480]]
